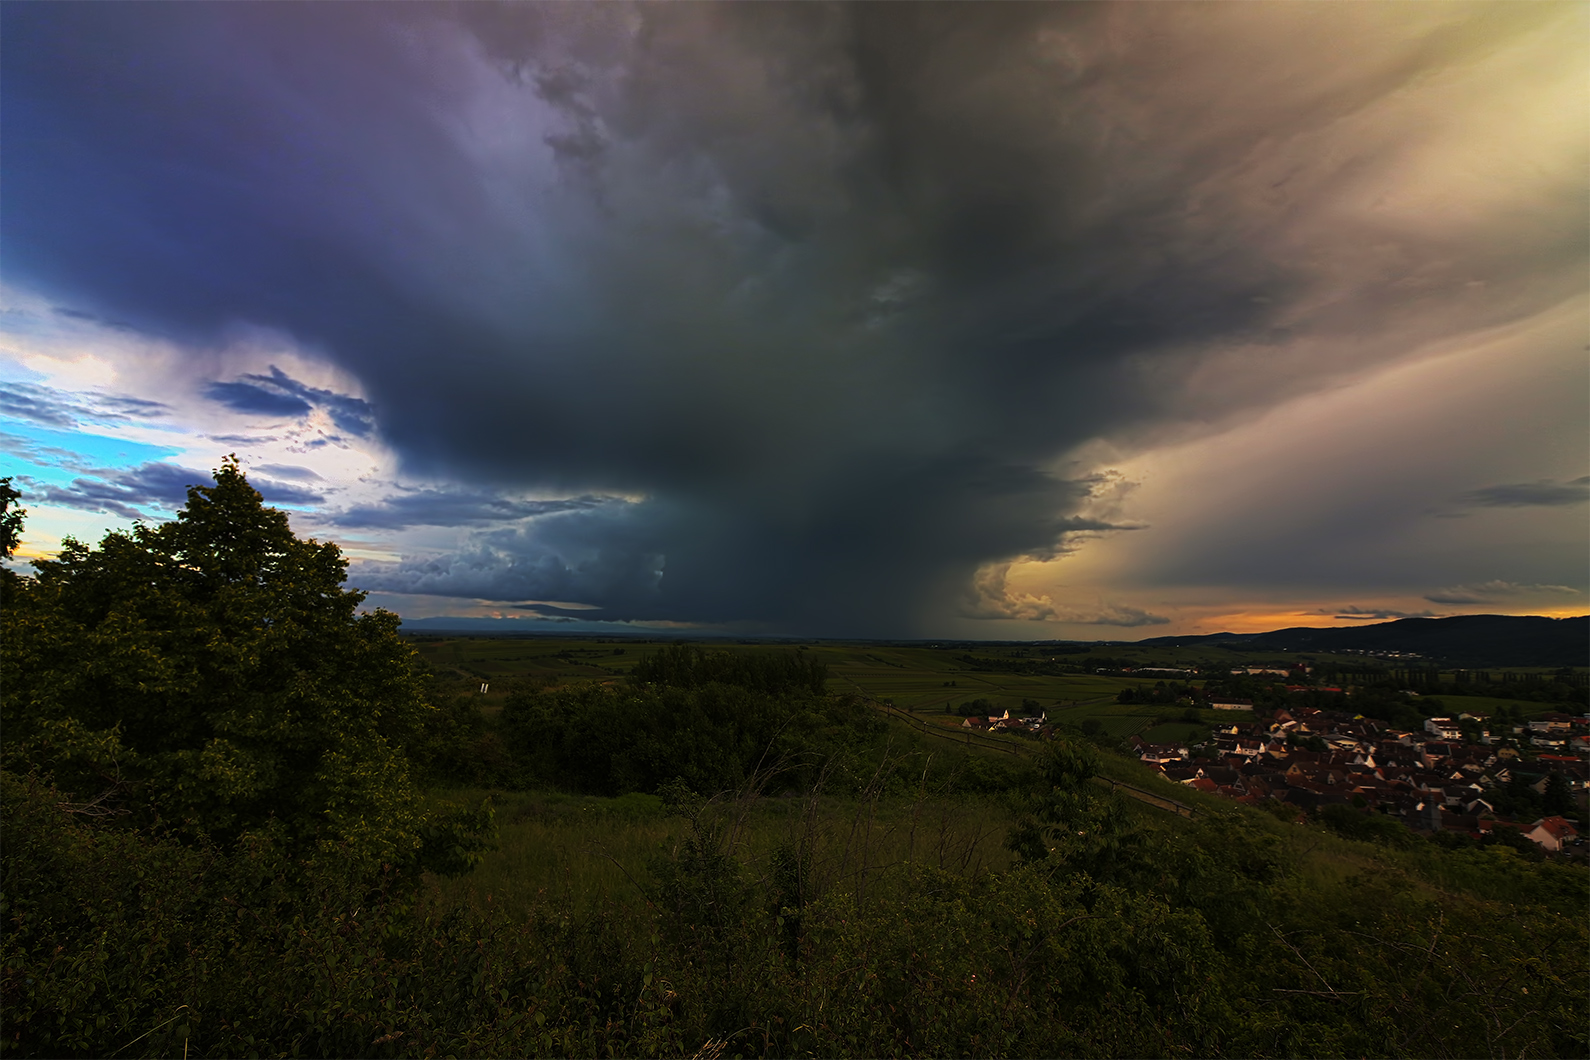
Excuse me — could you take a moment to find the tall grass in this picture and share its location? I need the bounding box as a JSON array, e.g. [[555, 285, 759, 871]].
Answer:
[[432, 768, 1022, 923], [433, 790, 678, 918]]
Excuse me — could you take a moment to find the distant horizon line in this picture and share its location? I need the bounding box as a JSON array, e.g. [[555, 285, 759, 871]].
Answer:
[[393, 611, 1590, 646]]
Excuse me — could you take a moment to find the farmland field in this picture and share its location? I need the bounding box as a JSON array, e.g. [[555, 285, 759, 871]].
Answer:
[[409, 636, 1186, 738], [407, 633, 1583, 745]]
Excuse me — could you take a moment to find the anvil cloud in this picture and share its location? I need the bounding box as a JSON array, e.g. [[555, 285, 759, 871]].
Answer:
[[2, 3, 1585, 636]]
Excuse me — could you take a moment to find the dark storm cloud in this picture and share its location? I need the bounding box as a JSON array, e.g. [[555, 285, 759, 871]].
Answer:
[[0, 381, 169, 430], [328, 488, 608, 531], [348, 501, 665, 614], [205, 381, 311, 419], [1454, 477, 1590, 509], [205, 367, 374, 436], [3, 3, 1583, 633]]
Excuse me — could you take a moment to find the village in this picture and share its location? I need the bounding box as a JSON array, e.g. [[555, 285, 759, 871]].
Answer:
[[954, 690, 1588, 855], [1129, 704, 1588, 854]]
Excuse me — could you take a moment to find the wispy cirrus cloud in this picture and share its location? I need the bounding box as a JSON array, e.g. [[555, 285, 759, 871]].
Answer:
[[0, 380, 168, 429], [1328, 605, 1439, 621], [1453, 477, 1590, 509], [1424, 580, 1582, 605], [0, 428, 95, 472]]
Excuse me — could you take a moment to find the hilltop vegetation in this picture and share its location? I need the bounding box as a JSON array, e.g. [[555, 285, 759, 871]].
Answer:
[[2, 469, 1586, 1058]]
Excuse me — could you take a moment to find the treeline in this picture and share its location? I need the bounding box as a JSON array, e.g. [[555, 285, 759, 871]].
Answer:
[[411, 643, 910, 798], [498, 679, 881, 797], [1200, 673, 1444, 728], [958, 653, 1160, 676], [1202, 670, 1584, 729], [1115, 681, 1198, 706], [631, 643, 829, 696], [1439, 675, 1587, 705]]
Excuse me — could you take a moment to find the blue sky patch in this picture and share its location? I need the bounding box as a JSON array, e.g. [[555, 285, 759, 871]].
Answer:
[[0, 419, 182, 488]]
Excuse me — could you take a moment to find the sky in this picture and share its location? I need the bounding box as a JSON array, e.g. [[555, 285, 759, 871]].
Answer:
[[1, 2, 1585, 640]]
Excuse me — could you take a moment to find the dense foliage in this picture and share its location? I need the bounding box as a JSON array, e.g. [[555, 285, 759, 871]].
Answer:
[[6, 760, 1586, 1059], [501, 680, 882, 798], [0, 461, 472, 870], [630, 643, 829, 696]]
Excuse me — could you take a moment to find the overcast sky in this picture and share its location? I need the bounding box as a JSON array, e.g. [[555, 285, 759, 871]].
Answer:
[[2, 2, 1585, 639]]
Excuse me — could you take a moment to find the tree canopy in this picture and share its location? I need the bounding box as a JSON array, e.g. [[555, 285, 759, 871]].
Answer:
[[2, 458, 437, 868], [0, 475, 24, 559]]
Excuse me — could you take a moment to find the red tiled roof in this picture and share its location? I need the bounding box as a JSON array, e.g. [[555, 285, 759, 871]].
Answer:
[[1532, 816, 1579, 839]]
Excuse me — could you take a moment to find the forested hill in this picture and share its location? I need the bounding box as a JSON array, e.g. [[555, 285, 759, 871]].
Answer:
[[1136, 613, 1588, 668]]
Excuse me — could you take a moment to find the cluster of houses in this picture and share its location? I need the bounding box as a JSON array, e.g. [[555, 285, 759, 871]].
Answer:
[[960, 710, 1049, 736], [1131, 707, 1589, 853]]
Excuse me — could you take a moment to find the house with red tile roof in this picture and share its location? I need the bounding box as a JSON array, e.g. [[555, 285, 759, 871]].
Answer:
[[1526, 816, 1579, 852]]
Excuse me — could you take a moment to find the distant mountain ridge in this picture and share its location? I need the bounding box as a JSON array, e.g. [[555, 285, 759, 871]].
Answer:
[[398, 613, 1588, 667], [1135, 614, 1588, 668]]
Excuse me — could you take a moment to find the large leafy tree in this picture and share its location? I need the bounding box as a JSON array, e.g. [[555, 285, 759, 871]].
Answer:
[[2, 458, 434, 867]]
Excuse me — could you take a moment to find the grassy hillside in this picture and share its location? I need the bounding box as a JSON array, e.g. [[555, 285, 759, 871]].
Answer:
[[7, 633, 1585, 1058]]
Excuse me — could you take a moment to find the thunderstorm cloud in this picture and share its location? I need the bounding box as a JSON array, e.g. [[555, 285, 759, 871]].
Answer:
[[3, 3, 1585, 634]]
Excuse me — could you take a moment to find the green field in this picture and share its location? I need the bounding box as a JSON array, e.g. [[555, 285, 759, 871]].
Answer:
[[1420, 693, 1571, 718], [435, 785, 1023, 923], [1141, 722, 1207, 744], [409, 636, 1211, 739], [408, 635, 1584, 751]]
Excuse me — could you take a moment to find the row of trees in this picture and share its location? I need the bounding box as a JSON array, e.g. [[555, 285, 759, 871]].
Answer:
[[498, 678, 883, 797]]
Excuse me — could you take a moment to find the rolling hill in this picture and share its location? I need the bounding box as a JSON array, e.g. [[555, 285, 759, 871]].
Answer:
[[1136, 614, 1588, 668]]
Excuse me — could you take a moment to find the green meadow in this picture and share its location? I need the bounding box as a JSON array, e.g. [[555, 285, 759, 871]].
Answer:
[[410, 636, 1233, 737]]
